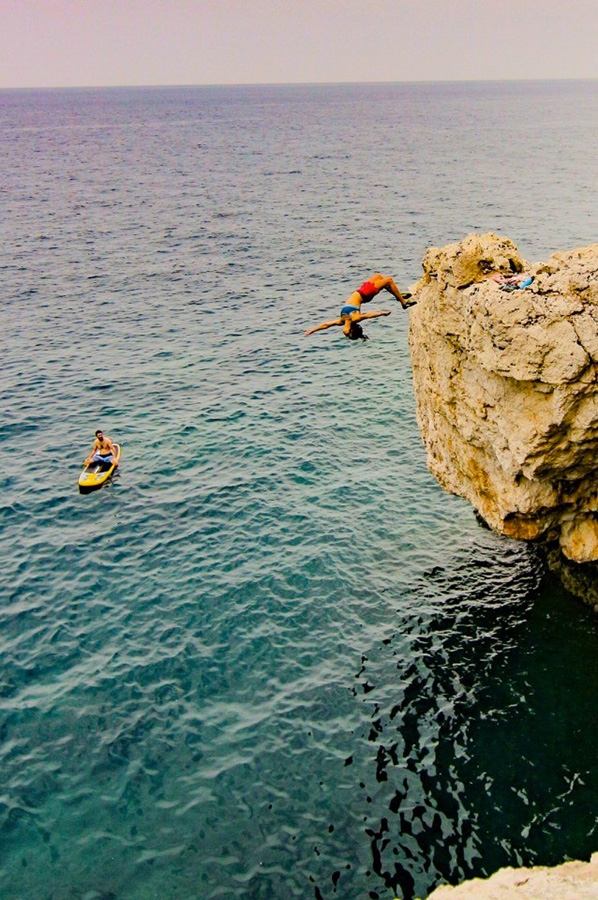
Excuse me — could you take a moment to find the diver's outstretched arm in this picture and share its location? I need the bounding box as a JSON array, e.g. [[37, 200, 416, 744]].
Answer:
[[357, 310, 391, 321], [305, 318, 343, 336]]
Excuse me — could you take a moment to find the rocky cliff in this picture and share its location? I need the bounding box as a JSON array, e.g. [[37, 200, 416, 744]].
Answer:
[[408, 233, 598, 565], [423, 852, 598, 899]]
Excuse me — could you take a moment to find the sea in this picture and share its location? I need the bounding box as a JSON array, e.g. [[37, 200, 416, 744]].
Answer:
[[1, 80, 598, 900]]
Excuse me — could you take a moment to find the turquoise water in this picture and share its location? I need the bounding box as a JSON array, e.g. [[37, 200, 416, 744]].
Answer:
[[1, 81, 598, 900]]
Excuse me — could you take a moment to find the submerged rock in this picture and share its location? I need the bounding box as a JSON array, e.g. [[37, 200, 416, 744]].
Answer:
[[423, 851, 598, 899], [408, 233, 598, 564], [545, 546, 598, 612]]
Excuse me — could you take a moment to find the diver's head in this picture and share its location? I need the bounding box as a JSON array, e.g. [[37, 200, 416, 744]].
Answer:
[[345, 321, 369, 342]]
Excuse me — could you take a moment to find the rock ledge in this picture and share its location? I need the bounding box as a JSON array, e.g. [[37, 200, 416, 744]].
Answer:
[[409, 233, 598, 564], [424, 852, 598, 899]]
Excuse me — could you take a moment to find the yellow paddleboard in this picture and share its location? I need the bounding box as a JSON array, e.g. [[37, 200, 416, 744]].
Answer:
[[78, 443, 121, 494]]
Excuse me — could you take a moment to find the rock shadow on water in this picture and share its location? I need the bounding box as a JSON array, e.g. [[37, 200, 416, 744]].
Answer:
[[308, 529, 598, 899]]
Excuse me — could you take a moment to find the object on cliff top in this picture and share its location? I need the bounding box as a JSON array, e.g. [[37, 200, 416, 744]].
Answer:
[[493, 273, 535, 291], [420, 232, 525, 290], [409, 232, 598, 567]]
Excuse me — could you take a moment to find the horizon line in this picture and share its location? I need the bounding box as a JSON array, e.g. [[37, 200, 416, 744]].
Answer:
[[1, 76, 596, 92]]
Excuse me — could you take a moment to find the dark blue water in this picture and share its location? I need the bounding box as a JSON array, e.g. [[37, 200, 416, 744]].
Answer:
[[1, 81, 598, 900]]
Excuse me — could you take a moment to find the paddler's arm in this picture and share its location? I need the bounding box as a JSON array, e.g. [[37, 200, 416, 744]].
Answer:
[[107, 438, 118, 465], [85, 439, 99, 465], [305, 318, 343, 336]]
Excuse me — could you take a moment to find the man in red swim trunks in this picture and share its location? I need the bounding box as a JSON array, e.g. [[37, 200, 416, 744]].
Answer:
[[354, 273, 413, 307], [305, 273, 414, 341]]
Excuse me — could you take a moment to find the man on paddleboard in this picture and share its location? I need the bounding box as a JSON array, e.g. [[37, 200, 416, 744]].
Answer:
[[85, 430, 119, 467]]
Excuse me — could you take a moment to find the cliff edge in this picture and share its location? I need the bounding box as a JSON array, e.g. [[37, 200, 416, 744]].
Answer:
[[424, 852, 598, 899], [408, 233, 598, 564]]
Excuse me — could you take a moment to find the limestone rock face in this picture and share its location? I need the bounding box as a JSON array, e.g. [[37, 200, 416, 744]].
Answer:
[[408, 233, 598, 563], [424, 852, 598, 899]]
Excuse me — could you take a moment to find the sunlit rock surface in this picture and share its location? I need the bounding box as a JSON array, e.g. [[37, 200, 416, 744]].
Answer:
[[408, 233, 598, 564], [424, 852, 598, 899]]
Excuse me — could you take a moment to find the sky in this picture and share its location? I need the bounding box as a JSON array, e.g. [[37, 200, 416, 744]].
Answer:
[[1, 0, 597, 89]]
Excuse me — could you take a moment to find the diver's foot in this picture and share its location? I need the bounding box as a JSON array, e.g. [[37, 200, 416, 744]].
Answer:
[[403, 298, 417, 308]]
